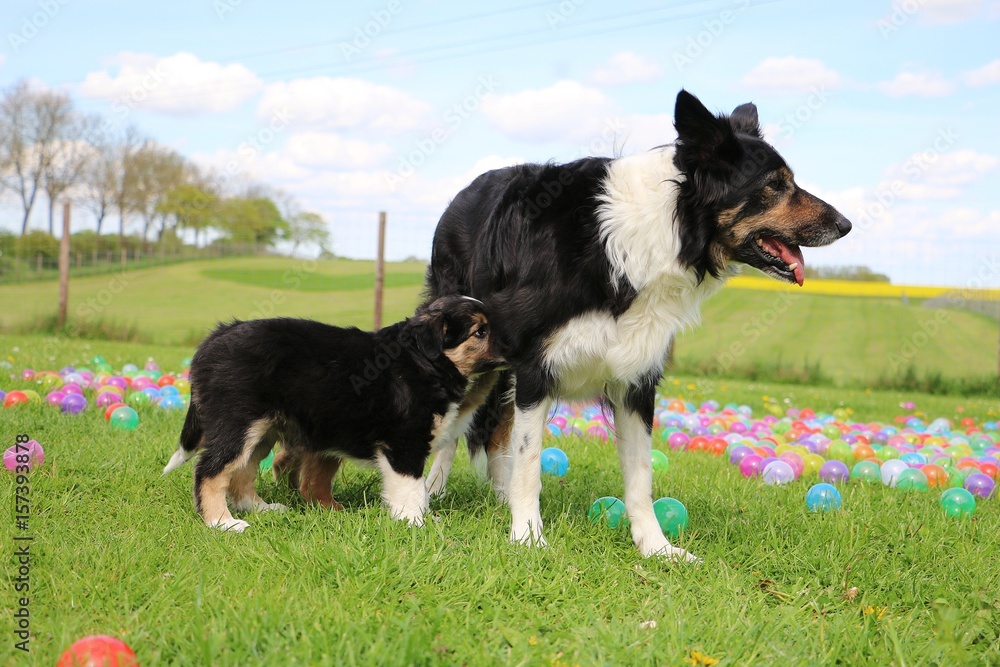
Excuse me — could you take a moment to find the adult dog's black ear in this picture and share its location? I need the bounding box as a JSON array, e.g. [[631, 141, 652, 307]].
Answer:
[[410, 310, 446, 360], [673, 89, 741, 174], [730, 102, 761, 138]]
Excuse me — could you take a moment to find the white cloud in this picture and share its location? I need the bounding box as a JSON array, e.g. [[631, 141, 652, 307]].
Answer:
[[915, 0, 1000, 23], [480, 80, 616, 143], [0, 54, 6, 69], [963, 59, 1000, 86], [591, 52, 663, 86], [880, 149, 999, 200], [740, 57, 843, 94], [877, 70, 955, 97], [78, 52, 262, 114], [257, 77, 432, 133], [284, 132, 393, 170]]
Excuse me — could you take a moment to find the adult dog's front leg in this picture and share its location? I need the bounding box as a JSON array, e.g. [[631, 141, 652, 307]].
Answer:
[[614, 385, 699, 562], [507, 401, 550, 546]]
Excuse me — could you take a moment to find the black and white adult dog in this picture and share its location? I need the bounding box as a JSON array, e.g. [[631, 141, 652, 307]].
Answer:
[[162, 296, 500, 532], [422, 90, 852, 561]]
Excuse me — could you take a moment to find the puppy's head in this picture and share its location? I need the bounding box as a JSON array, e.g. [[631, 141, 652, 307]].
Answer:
[[408, 296, 503, 376], [672, 89, 852, 286]]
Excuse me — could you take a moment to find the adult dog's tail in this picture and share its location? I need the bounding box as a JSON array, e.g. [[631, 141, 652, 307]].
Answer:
[[162, 405, 202, 474]]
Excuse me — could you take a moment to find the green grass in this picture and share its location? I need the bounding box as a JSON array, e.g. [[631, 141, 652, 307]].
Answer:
[[1, 334, 999, 665], [0, 256, 995, 387]]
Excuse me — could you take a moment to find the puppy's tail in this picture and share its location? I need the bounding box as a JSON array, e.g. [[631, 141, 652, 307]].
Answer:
[[163, 405, 202, 475]]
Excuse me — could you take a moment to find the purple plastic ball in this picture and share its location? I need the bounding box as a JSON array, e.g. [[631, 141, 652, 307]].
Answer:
[[819, 459, 850, 484], [739, 454, 763, 478], [729, 445, 754, 466], [667, 432, 690, 451], [60, 393, 88, 414], [964, 472, 995, 499]]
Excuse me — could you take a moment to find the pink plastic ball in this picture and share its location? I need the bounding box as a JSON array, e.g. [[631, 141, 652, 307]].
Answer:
[[4, 440, 44, 471], [667, 432, 690, 451], [739, 454, 764, 477]]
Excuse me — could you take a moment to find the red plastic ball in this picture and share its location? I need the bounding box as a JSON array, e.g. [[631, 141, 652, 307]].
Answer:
[[104, 403, 126, 421], [57, 636, 137, 667]]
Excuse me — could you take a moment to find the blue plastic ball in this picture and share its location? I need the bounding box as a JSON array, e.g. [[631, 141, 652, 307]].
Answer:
[[806, 483, 842, 512], [540, 447, 569, 476], [159, 395, 186, 410]]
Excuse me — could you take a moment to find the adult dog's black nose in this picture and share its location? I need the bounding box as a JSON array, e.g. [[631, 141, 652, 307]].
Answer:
[[834, 212, 852, 237]]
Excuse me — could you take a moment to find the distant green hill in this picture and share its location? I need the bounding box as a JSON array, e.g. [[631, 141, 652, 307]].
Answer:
[[1, 255, 995, 387]]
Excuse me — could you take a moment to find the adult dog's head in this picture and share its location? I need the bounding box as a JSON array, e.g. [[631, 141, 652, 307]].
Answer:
[[672, 89, 851, 286], [407, 296, 503, 376]]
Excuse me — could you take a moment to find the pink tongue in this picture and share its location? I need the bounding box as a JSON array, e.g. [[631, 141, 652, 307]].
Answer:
[[762, 237, 806, 286]]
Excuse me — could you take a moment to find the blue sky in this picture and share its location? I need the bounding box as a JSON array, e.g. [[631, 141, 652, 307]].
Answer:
[[2, 0, 999, 286]]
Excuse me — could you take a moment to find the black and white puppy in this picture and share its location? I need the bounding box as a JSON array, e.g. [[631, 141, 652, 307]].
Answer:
[[162, 296, 500, 532], [423, 90, 852, 561]]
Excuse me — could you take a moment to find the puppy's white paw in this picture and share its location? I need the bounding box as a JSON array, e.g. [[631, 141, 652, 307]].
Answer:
[[642, 542, 701, 564], [389, 506, 426, 527], [210, 518, 250, 533]]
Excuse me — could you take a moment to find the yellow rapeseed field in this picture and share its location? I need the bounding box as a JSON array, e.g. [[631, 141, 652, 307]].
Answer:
[[726, 276, 1000, 300]]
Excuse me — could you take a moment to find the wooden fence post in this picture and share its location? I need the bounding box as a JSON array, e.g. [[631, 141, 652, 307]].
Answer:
[[58, 201, 71, 328], [374, 211, 386, 331]]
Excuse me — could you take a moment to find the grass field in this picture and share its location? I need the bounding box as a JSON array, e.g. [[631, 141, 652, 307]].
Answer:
[[0, 256, 996, 388], [1, 333, 999, 665]]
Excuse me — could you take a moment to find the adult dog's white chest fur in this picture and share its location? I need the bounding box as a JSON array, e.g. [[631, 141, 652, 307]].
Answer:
[[543, 147, 727, 398]]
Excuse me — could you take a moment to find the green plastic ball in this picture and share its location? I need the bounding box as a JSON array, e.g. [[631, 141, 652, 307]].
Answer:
[[822, 425, 841, 440], [651, 449, 669, 473], [851, 460, 881, 484], [589, 497, 628, 528], [877, 446, 901, 462], [939, 487, 976, 518], [109, 406, 140, 431], [259, 450, 275, 472], [827, 440, 853, 465], [127, 391, 151, 407], [895, 468, 929, 492], [653, 497, 689, 538]]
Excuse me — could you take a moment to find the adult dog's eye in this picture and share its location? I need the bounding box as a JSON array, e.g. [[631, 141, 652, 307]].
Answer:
[[766, 177, 788, 192], [473, 326, 488, 338]]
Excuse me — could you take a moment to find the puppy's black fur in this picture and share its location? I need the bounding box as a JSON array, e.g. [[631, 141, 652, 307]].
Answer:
[[164, 295, 499, 531]]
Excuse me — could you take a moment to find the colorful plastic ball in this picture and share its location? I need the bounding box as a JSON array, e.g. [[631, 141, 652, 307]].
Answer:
[[128, 392, 151, 408], [173, 378, 191, 394], [736, 453, 761, 477], [964, 472, 995, 499], [545, 423, 562, 436], [895, 468, 929, 492], [159, 395, 186, 411], [801, 453, 825, 477], [762, 460, 795, 485], [46, 390, 66, 407], [777, 452, 804, 478], [819, 460, 850, 484], [96, 391, 121, 408], [589, 497, 627, 528], [104, 402, 126, 420], [653, 497, 689, 538], [920, 464, 949, 488], [827, 440, 853, 464], [60, 393, 88, 414], [3, 440, 45, 472], [141, 387, 162, 401], [160, 385, 180, 397], [805, 483, 842, 512], [109, 406, 140, 431], [540, 447, 569, 476], [667, 432, 690, 451], [729, 445, 754, 466], [259, 450, 275, 472], [939, 487, 976, 518], [881, 459, 909, 487], [3, 390, 30, 408], [651, 449, 669, 473], [57, 635, 138, 667], [851, 461, 881, 484]]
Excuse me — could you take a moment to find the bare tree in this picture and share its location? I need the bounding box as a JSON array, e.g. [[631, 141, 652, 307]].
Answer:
[[0, 81, 75, 235], [130, 142, 186, 246], [81, 132, 118, 237], [41, 114, 96, 234], [111, 125, 144, 249]]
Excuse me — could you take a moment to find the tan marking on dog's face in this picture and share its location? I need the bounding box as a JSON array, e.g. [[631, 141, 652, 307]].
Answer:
[[444, 312, 499, 377]]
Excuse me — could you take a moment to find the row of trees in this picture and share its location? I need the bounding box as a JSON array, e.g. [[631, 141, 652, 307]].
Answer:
[[0, 80, 330, 254]]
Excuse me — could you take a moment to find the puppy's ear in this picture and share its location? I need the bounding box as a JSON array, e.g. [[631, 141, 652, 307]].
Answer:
[[410, 310, 446, 359]]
